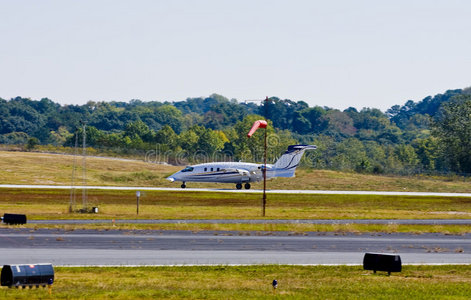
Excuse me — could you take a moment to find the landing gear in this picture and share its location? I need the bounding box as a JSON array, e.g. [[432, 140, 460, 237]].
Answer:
[[244, 183, 251, 190], [236, 183, 242, 190], [181, 182, 186, 189]]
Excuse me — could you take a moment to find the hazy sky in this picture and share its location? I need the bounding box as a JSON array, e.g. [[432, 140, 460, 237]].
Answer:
[[1, 0, 470, 111]]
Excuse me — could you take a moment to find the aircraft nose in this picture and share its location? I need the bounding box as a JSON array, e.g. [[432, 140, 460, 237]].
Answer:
[[166, 177, 175, 182]]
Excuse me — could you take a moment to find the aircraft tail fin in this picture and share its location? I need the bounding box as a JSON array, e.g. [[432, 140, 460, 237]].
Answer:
[[272, 145, 316, 177]]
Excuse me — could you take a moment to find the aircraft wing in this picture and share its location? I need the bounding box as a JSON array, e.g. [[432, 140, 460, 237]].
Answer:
[[223, 168, 250, 177]]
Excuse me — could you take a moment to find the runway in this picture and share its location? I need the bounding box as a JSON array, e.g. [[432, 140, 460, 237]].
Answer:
[[0, 229, 470, 266], [2, 184, 471, 197], [2, 185, 470, 266]]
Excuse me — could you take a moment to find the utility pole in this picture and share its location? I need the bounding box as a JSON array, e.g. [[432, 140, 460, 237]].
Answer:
[[69, 129, 79, 212], [81, 121, 88, 210]]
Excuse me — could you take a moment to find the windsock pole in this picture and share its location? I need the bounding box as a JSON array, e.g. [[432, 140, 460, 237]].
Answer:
[[262, 97, 268, 217], [247, 118, 268, 217]]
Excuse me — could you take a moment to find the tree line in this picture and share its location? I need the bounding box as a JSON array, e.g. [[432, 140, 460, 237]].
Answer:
[[1, 88, 471, 174]]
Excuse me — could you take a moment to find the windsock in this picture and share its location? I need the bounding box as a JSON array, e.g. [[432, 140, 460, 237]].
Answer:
[[247, 120, 268, 138]]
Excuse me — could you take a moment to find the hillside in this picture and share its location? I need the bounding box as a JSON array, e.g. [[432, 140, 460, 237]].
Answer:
[[1, 88, 471, 176], [1, 151, 471, 192]]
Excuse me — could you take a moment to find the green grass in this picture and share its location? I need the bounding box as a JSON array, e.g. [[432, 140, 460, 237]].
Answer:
[[1, 265, 470, 299], [2, 188, 470, 220], [1, 188, 471, 233]]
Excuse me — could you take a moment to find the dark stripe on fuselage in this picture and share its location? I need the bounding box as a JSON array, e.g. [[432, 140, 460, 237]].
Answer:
[[181, 171, 248, 183], [190, 171, 240, 177]]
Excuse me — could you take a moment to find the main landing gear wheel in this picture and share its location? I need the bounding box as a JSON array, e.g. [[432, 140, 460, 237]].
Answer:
[[181, 183, 186, 188], [244, 183, 251, 190], [236, 183, 242, 190]]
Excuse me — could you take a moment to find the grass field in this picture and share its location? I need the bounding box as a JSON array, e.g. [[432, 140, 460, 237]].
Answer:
[[2, 150, 471, 192], [1, 188, 471, 233], [0, 265, 470, 299], [1, 151, 470, 298], [2, 189, 471, 220], [1, 151, 471, 233]]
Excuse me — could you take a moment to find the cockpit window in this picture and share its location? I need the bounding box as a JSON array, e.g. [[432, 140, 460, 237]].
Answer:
[[181, 166, 194, 172]]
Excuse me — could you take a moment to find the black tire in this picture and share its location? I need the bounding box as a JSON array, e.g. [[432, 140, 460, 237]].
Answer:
[[244, 183, 251, 189], [236, 183, 242, 190], [181, 183, 186, 188]]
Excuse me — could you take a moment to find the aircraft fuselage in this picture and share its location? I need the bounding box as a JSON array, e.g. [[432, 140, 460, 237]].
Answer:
[[167, 162, 272, 184]]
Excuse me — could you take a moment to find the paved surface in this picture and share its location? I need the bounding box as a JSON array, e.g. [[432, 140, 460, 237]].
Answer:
[[3, 249, 470, 266], [1, 184, 471, 197], [0, 229, 470, 266], [29, 219, 471, 225], [2, 185, 470, 265]]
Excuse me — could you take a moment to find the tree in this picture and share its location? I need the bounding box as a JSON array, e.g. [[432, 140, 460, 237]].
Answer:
[[50, 126, 72, 146], [177, 130, 199, 152], [89, 102, 124, 131], [413, 137, 439, 171], [394, 144, 419, 170], [330, 138, 367, 171], [153, 105, 184, 133], [155, 125, 177, 148], [432, 95, 471, 173], [197, 129, 226, 155], [292, 106, 327, 134], [26, 137, 40, 150], [0, 132, 29, 145], [124, 120, 152, 142], [325, 110, 356, 137], [64, 126, 105, 148]]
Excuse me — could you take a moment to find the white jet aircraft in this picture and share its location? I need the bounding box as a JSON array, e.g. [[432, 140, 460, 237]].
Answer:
[[166, 144, 316, 189]]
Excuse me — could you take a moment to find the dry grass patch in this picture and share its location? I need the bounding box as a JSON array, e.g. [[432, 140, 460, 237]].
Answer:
[[2, 151, 471, 192]]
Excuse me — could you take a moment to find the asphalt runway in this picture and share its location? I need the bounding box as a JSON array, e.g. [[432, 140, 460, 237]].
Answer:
[[0, 229, 470, 266], [2, 184, 471, 197], [2, 185, 470, 266]]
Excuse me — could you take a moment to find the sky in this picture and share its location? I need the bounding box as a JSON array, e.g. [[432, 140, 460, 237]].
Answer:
[[1, 0, 470, 111]]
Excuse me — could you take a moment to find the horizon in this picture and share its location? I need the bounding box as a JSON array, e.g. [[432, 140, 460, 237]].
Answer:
[[1, 86, 467, 113]]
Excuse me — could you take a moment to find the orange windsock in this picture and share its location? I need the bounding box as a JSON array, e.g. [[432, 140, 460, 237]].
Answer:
[[247, 120, 268, 138]]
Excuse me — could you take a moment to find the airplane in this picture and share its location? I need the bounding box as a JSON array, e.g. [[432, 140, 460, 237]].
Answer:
[[166, 144, 316, 189]]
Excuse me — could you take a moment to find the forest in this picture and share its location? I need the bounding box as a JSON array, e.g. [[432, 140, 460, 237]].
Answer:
[[1, 87, 471, 175]]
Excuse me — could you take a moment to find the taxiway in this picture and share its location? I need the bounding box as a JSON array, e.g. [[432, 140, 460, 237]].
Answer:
[[0, 229, 469, 266]]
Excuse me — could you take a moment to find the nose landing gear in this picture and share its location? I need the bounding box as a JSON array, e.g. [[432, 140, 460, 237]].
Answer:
[[181, 182, 186, 188]]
